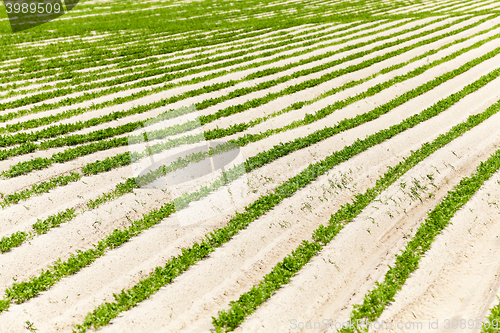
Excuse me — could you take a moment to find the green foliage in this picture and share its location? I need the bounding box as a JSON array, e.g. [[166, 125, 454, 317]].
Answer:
[[482, 299, 500, 332]]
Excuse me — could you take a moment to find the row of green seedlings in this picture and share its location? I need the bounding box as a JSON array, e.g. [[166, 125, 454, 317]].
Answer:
[[0, 0, 318, 37], [338, 146, 500, 330], [0, 17, 498, 246], [0, 26, 220, 76], [212, 97, 500, 332], [0, 136, 232, 253], [441, 0, 486, 13], [340, 0, 421, 17], [0, 21, 361, 95], [483, 298, 500, 332], [0, 15, 478, 171], [77, 16, 500, 174], [24, 22, 500, 181], [428, 0, 491, 14], [0, 0, 395, 49], [72, 73, 500, 333], [0, 16, 419, 121], [0, 19, 441, 168], [400, 0, 467, 14], [0, 54, 495, 323], [389, 0, 497, 16], [0, 172, 82, 209], [1, 4, 324, 72], [335, 0, 399, 17], [0, 23, 273, 87], [1, 26, 255, 78]]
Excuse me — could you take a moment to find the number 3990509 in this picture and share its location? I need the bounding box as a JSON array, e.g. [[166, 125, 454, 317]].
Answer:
[[5, 2, 62, 14]]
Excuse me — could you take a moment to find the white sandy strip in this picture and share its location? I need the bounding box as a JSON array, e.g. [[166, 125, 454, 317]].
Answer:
[[0, 19, 405, 130], [0, 22, 488, 202], [13, 32, 113, 50], [420, 0, 479, 14], [370, 164, 500, 331], [444, 0, 492, 13], [380, 0, 436, 15], [210, 26, 500, 161], [0, 22, 405, 157], [0, 74, 463, 333], [0, 148, 148, 237], [23, 18, 454, 135], [229, 33, 500, 158], [0, 18, 486, 163], [67, 24, 346, 79], [0, 107, 411, 332], [9, 29, 205, 68], [242, 21, 500, 135], [429, 0, 479, 12], [0, 19, 460, 217], [0, 78, 74, 100], [0, 28, 289, 98], [1, 29, 224, 87], [1, 47, 499, 333], [6, 33, 112, 56], [7, 23, 333, 90], [390, 0, 456, 14], [99, 88, 500, 333], [450, 0, 496, 11], [0, 70, 74, 90], [383, 1, 446, 15], [176, 17, 465, 117], [231, 94, 500, 333], [2, 21, 484, 249]]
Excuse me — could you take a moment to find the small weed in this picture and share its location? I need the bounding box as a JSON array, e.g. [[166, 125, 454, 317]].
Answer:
[[278, 220, 291, 228], [25, 321, 37, 332], [301, 202, 312, 212]]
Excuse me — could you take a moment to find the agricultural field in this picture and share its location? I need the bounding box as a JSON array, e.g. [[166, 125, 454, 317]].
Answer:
[[1, 0, 500, 332]]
